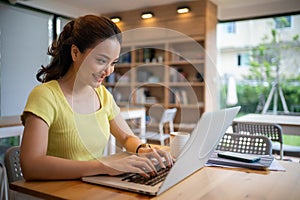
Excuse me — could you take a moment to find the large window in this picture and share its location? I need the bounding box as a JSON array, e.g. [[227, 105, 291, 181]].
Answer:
[[224, 22, 236, 34], [274, 16, 292, 29], [0, 2, 52, 116], [0, 3, 73, 116], [217, 14, 300, 116]]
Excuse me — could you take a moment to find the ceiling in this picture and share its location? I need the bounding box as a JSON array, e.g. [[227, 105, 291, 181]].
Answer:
[[11, 0, 300, 21]]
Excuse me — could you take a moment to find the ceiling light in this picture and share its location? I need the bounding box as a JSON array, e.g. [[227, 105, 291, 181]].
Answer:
[[177, 6, 190, 14], [110, 16, 121, 23], [141, 12, 154, 19]]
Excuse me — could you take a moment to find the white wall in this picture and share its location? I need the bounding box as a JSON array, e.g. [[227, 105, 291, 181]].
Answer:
[[0, 2, 50, 116]]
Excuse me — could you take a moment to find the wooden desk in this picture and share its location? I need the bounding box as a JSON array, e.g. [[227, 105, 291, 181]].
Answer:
[[0, 115, 23, 144], [234, 114, 300, 136], [10, 161, 300, 200], [0, 115, 22, 128]]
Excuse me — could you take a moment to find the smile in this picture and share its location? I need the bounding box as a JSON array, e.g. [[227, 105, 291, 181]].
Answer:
[[93, 74, 105, 82]]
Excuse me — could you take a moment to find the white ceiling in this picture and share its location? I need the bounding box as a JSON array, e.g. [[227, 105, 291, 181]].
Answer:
[[13, 0, 300, 20]]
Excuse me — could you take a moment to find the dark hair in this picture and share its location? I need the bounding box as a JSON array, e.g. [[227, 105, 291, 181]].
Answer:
[[36, 15, 122, 82]]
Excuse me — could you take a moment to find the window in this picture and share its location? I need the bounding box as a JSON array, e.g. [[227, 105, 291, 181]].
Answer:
[[0, 2, 52, 115], [237, 53, 250, 66], [225, 22, 236, 34], [274, 16, 291, 29]]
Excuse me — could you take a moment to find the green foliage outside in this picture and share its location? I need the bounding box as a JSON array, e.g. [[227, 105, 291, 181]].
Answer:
[[0, 137, 20, 162], [221, 16, 300, 146], [0, 137, 19, 146], [241, 17, 300, 114], [220, 83, 298, 113], [227, 78, 300, 115]]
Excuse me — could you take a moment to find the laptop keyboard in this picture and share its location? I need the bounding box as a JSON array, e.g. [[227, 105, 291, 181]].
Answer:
[[121, 165, 171, 186]]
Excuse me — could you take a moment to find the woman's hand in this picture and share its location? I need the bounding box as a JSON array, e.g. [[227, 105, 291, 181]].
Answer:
[[137, 146, 173, 169], [101, 155, 158, 178], [101, 145, 173, 178]]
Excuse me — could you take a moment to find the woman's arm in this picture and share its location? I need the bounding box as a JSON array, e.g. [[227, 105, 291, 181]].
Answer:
[[109, 113, 173, 167], [20, 113, 155, 180], [20, 113, 109, 180]]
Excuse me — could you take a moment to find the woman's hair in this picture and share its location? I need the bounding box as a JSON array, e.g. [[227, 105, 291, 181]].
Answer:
[[36, 15, 122, 82]]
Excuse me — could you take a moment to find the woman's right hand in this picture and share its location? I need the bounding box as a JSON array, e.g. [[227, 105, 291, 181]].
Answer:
[[101, 154, 157, 178]]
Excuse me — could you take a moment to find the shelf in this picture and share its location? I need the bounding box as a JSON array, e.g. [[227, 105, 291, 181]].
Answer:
[[166, 59, 204, 65], [134, 82, 166, 87], [103, 0, 217, 131], [169, 103, 204, 108], [168, 82, 205, 87], [104, 83, 131, 87], [133, 62, 165, 67], [116, 63, 132, 68], [135, 103, 165, 107]]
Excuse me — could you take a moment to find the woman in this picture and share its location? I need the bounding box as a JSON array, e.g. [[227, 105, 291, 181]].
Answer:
[[20, 15, 172, 180]]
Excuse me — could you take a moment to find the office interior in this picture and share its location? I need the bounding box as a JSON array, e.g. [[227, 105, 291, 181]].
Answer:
[[0, 1, 300, 199], [0, 0, 300, 160]]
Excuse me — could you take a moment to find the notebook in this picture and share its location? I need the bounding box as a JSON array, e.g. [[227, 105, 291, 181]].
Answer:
[[207, 151, 274, 170], [82, 106, 241, 196]]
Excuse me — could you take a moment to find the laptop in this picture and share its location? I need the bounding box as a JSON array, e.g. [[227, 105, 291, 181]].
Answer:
[[82, 106, 241, 196]]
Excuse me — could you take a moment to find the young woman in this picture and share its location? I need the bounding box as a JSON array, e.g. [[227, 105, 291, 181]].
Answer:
[[20, 15, 172, 180]]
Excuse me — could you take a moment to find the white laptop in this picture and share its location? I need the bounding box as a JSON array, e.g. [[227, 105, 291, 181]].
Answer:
[[82, 106, 241, 196]]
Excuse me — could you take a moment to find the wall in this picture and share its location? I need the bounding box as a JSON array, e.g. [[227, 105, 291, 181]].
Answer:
[[0, 2, 50, 116]]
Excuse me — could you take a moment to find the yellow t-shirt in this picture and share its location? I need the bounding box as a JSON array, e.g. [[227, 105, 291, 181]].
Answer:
[[21, 80, 120, 161]]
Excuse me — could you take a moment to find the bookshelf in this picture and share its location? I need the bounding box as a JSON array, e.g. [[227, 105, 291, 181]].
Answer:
[[104, 0, 217, 132], [105, 38, 206, 131]]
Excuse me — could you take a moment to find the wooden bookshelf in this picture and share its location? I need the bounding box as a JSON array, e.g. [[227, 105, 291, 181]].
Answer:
[[104, 0, 217, 132]]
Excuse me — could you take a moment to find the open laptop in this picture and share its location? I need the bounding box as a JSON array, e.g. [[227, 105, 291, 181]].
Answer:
[[82, 106, 241, 196]]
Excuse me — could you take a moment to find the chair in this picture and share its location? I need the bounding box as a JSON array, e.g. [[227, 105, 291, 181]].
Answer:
[[144, 108, 177, 145], [231, 122, 283, 159], [0, 161, 9, 200], [216, 133, 273, 155], [273, 143, 300, 158], [4, 146, 24, 184], [4, 146, 42, 200]]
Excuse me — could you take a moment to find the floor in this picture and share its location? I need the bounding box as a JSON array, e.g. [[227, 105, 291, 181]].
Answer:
[[274, 154, 300, 163]]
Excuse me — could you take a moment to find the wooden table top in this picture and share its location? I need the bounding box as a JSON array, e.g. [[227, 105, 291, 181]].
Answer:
[[0, 115, 22, 128], [234, 113, 300, 135], [0, 107, 145, 128], [10, 161, 300, 200], [234, 113, 300, 126]]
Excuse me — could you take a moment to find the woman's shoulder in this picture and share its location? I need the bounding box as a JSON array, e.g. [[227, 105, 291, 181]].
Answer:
[[30, 80, 60, 96], [33, 80, 58, 89]]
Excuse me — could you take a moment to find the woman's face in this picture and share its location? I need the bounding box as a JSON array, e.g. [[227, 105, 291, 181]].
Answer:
[[73, 38, 121, 88]]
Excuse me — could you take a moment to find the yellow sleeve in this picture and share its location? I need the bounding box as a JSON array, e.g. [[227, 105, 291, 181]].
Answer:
[[21, 84, 56, 126]]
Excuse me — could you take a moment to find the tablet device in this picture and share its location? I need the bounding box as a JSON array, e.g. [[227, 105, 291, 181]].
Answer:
[[217, 151, 261, 163]]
